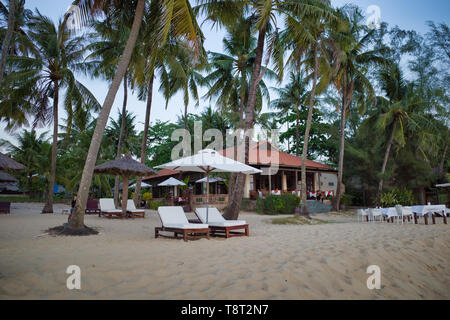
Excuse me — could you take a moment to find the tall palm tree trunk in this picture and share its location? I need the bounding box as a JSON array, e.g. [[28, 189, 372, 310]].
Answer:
[[295, 106, 300, 157], [224, 25, 267, 220], [113, 72, 128, 206], [42, 81, 59, 213], [439, 143, 448, 177], [0, 0, 15, 83], [69, 0, 145, 230], [134, 75, 154, 206], [376, 118, 397, 206], [333, 93, 347, 211], [229, 94, 246, 195], [300, 42, 319, 217]]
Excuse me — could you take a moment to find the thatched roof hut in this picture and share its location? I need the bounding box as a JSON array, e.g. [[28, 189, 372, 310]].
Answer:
[[0, 153, 26, 170], [0, 171, 18, 182], [94, 154, 155, 177], [94, 154, 155, 215]]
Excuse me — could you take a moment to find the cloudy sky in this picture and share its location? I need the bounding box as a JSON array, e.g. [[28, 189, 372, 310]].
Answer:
[[1, 0, 449, 150]]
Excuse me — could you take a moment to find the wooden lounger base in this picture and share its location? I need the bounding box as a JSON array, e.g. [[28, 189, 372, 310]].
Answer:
[[128, 211, 145, 218], [209, 224, 249, 238], [155, 227, 210, 242], [101, 212, 124, 219]]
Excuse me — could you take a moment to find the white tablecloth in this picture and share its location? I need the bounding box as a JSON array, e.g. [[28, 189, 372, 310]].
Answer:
[[412, 205, 446, 217], [381, 207, 398, 219]]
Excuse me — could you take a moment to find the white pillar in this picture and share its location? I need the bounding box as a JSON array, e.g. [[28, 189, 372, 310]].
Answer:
[[282, 171, 287, 191], [244, 174, 250, 198]]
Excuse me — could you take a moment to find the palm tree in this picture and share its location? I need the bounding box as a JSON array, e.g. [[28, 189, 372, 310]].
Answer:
[[326, 6, 387, 211], [69, 0, 203, 232], [372, 63, 438, 205], [0, 129, 50, 195], [0, 0, 36, 79], [198, 0, 333, 220], [0, 0, 15, 82], [3, 11, 100, 213], [270, 72, 309, 157]]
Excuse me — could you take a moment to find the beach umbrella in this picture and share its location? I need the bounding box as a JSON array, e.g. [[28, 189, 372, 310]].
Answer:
[[0, 153, 26, 170], [94, 153, 155, 215], [156, 149, 261, 222], [0, 171, 18, 182], [195, 177, 226, 183], [129, 182, 152, 189], [158, 177, 185, 197]]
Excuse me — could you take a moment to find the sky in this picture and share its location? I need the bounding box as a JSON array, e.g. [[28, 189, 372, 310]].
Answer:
[[1, 0, 449, 151]]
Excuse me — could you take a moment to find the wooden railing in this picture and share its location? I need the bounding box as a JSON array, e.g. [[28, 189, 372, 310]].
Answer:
[[191, 194, 229, 205]]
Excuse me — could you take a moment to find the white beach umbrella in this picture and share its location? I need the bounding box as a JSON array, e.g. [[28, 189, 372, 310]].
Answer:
[[129, 182, 152, 189], [158, 177, 186, 186], [195, 177, 226, 183], [156, 149, 261, 222], [158, 177, 186, 197]]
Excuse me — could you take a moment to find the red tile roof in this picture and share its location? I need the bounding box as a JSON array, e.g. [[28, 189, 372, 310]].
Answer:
[[220, 141, 335, 171], [143, 168, 180, 180]]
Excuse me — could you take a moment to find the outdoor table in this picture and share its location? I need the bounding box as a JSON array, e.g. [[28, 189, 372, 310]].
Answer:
[[381, 207, 398, 223], [412, 205, 447, 225]]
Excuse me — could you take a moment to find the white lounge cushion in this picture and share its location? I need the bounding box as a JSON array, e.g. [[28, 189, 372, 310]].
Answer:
[[127, 200, 140, 211], [102, 209, 122, 213], [207, 221, 247, 227], [164, 223, 209, 229], [100, 198, 117, 211], [158, 206, 206, 228], [195, 207, 246, 225]]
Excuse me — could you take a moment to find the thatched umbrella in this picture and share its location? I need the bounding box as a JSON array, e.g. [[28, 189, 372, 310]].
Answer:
[[94, 153, 155, 215], [0, 171, 18, 182], [0, 153, 26, 170]]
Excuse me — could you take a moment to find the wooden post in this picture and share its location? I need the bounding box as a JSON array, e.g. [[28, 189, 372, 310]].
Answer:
[[121, 175, 129, 218], [268, 168, 272, 192], [414, 213, 418, 224], [432, 213, 436, 225], [295, 170, 298, 191]]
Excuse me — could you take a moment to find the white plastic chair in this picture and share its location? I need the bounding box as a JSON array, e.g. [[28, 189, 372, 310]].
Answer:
[[357, 209, 368, 223], [369, 208, 383, 223], [395, 205, 414, 224]]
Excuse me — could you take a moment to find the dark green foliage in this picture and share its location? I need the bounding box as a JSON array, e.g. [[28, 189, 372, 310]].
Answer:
[[256, 194, 300, 215]]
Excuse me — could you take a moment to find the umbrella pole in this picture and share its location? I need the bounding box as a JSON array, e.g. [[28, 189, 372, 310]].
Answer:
[[122, 175, 129, 217], [206, 170, 209, 223]]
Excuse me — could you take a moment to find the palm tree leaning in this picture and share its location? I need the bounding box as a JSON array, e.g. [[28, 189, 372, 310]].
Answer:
[[198, 0, 333, 220], [372, 63, 436, 206], [69, 0, 203, 232], [4, 11, 99, 213], [327, 6, 386, 211], [0, 0, 15, 83]]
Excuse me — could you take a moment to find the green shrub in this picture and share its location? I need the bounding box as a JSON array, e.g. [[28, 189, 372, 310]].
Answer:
[[256, 198, 265, 214], [149, 200, 164, 210], [340, 194, 354, 206], [142, 192, 152, 202], [380, 188, 414, 207], [257, 194, 299, 215]]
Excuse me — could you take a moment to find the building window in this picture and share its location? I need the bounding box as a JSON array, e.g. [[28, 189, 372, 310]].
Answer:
[[328, 182, 334, 186]]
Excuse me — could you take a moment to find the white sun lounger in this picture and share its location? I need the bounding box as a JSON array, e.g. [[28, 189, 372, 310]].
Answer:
[[99, 198, 123, 218], [126, 200, 145, 218], [156, 206, 210, 241], [195, 207, 249, 238]]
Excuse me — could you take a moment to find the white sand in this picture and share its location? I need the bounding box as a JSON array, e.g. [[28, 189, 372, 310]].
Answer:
[[0, 203, 449, 299]]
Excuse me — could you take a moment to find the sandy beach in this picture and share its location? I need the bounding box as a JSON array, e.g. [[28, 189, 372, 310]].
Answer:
[[0, 203, 449, 299]]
